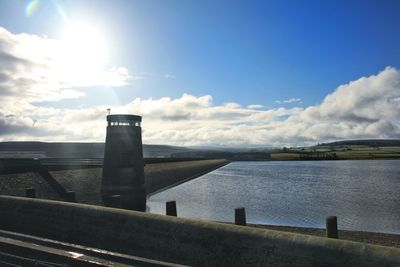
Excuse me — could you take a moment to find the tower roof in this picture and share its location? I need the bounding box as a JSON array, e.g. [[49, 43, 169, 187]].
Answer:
[[106, 114, 142, 122]]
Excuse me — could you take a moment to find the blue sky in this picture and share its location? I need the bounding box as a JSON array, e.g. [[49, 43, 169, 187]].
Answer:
[[2, 0, 399, 107], [0, 0, 400, 146]]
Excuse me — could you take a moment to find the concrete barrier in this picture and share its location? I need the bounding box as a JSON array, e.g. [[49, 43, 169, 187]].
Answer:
[[0, 195, 399, 266]]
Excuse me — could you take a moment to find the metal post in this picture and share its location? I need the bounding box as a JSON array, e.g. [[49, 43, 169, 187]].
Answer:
[[326, 216, 338, 238], [65, 191, 76, 203], [110, 195, 122, 208], [25, 188, 36, 198], [166, 201, 177, 216], [235, 207, 247, 226]]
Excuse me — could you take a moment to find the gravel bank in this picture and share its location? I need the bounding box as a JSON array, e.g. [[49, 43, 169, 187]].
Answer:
[[248, 223, 400, 248]]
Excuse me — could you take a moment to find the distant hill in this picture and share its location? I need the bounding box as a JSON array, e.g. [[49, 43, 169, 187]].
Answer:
[[3, 139, 397, 160], [319, 139, 400, 147], [0, 141, 272, 160], [0, 142, 195, 158]]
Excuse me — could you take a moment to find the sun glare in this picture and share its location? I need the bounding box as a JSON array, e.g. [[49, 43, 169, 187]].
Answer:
[[63, 21, 107, 67], [57, 21, 108, 84]]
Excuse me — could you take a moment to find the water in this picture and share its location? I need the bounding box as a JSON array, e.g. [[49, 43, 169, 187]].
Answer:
[[148, 160, 400, 234]]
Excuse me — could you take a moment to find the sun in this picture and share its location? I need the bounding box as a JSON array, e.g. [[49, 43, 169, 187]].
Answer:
[[62, 21, 107, 67], [57, 21, 108, 83]]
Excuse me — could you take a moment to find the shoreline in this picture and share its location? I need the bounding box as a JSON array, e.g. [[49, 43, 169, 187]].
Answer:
[[246, 223, 400, 248], [233, 158, 400, 161]]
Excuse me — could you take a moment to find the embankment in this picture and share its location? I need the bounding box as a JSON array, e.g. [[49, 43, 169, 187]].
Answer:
[[145, 159, 230, 194], [0, 159, 230, 205]]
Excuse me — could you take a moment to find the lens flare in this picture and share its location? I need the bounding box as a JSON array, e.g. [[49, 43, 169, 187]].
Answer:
[[53, 1, 69, 22], [25, 0, 40, 17]]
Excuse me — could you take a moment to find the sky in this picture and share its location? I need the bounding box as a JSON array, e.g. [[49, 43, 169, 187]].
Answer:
[[0, 0, 399, 147]]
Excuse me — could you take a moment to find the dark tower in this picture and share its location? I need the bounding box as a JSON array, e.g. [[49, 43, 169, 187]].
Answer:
[[101, 114, 146, 211]]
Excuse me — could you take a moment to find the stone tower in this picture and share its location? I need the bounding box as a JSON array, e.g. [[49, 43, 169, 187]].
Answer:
[[101, 114, 146, 211]]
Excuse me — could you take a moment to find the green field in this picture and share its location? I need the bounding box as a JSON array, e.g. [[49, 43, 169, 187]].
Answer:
[[271, 145, 400, 160]]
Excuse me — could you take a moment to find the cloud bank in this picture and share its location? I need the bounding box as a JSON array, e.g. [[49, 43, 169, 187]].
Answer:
[[0, 27, 129, 104], [0, 27, 399, 146]]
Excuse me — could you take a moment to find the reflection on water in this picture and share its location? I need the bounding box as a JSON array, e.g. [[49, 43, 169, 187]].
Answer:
[[148, 160, 400, 234]]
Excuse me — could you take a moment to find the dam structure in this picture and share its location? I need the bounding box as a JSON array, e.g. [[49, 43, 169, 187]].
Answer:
[[101, 114, 146, 211], [0, 116, 399, 265]]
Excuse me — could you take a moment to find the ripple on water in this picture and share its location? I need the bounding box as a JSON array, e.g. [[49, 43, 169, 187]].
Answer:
[[148, 160, 400, 234]]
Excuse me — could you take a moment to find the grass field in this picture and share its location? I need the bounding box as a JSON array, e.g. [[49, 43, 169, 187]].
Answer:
[[271, 146, 400, 160]]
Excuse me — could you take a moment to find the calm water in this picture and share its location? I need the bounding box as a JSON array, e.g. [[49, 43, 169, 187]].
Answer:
[[148, 160, 400, 234]]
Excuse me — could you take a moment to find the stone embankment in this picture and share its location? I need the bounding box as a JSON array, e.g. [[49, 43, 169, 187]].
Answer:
[[145, 159, 230, 194], [0, 159, 230, 205]]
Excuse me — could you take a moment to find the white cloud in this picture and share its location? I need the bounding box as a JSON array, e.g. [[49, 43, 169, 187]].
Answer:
[[275, 98, 302, 104], [223, 102, 241, 109], [2, 66, 400, 146], [0, 26, 132, 141], [3, 67, 400, 146], [0, 26, 130, 104], [247, 104, 264, 109], [302, 67, 400, 123], [0, 25, 399, 146]]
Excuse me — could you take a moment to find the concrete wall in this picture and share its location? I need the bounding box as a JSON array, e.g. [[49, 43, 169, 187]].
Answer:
[[0, 195, 399, 266], [145, 159, 230, 194]]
